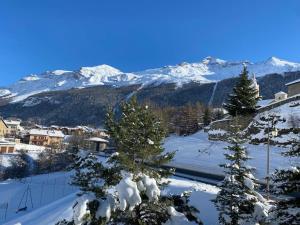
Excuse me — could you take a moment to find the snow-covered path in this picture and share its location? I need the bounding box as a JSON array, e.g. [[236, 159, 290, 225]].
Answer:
[[164, 131, 291, 180]]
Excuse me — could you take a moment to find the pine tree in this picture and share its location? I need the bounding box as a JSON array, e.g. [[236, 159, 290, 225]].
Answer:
[[224, 66, 259, 116], [63, 96, 202, 225], [214, 125, 269, 225], [271, 140, 300, 224], [105, 96, 175, 178], [203, 107, 212, 126]]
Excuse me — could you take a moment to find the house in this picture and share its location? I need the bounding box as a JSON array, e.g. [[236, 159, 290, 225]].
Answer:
[[87, 137, 109, 152], [29, 129, 65, 147], [0, 118, 8, 137], [286, 79, 300, 97], [0, 139, 16, 153], [4, 119, 23, 136], [274, 91, 288, 102]]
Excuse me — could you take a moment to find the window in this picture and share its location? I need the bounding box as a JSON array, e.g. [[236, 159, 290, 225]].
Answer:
[[0, 147, 7, 153], [8, 147, 14, 153]]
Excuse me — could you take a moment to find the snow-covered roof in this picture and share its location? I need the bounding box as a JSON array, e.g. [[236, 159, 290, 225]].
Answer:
[[286, 78, 300, 86], [4, 120, 21, 126], [0, 139, 15, 146], [29, 129, 65, 138], [88, 137, 109, 143], [275, 91, 287, 95]]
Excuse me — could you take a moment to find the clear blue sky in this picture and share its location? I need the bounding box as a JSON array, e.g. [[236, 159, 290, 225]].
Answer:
[[0, 0, 300, 86]]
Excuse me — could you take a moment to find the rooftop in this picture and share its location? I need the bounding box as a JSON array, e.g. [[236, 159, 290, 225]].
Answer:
[[88, 137, 109, 143], [29, 129, 65, 138], [286, 78, 300, 86]]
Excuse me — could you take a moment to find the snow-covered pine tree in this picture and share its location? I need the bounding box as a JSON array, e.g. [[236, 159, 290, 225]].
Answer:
[[105, 96, 175, 178], [214, 124, 269, 225], [224, 66, 259, 117], [58, 96, 202, 225], [271, 140, 300, 224]]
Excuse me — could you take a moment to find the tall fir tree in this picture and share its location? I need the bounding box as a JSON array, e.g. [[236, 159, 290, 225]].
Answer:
[[105, 96, 175, 178], [214, 125, 269, 225], [224, 66, 259, 116], [271, 140, 300, 224]]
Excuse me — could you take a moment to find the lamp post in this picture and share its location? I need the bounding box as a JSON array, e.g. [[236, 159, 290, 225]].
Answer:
[[266, 115, 279, 200]]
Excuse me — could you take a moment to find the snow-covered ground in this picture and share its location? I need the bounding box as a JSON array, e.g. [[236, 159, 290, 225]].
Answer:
[[0, 172, 78, 224], [2, 173, 219, 225], [164, 131, 292, 180], [250, 99, 300, 145]]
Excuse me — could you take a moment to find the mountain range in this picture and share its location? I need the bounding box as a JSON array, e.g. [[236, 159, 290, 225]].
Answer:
[[1, 56, 300, 126], [1, 56, 300, 103]]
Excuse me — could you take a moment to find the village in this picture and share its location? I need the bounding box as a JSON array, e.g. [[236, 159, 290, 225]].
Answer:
[[0, 2, 300, 223]]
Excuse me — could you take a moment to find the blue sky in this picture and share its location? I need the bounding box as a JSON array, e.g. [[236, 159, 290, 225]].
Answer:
[[0, 0, 300, 86]]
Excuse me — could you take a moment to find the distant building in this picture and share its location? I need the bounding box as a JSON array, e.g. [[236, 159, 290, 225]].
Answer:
[[0, 139, 15, 153], [274, 91, 288, 102], [4, 119, 23, 136], [29, 129, 65, 147], [286, 79, 300, 97], [87, 137, 109, 152], [0, 118, 8, 137], [251, 74, 260, 98]]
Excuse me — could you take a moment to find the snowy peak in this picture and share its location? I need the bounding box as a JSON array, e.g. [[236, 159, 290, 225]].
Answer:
[[3, 56, 300, 103], [264, 56, 298, 67], [79, 64, 122, 78]]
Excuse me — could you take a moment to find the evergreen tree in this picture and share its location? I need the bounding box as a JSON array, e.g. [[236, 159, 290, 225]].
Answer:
[[203, 107, 212, 126], [271, 140, 300, 224], [214, 125, 269, 225], [224, 66, 259, 116], [63, 96, 202, 225], [106, 96, 175, 178]]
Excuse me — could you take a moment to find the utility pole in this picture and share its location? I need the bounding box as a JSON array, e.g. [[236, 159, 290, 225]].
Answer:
[[265, 114, 279, 200], [266, 119, 271, 200]]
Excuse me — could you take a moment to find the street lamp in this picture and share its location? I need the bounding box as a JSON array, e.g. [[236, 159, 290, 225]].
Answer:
[[266, 115, 279, 200]]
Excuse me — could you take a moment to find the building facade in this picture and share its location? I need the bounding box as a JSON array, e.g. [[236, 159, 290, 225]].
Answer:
[[0, 139, 15, 153], [286, 79, 300, 97], [0, 119, 8, 137], [29, 129, 64, 147], [4, 119, 23, 137]]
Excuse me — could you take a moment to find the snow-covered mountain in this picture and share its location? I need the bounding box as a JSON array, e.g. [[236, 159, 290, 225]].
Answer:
[[2, 56, 300, 102]]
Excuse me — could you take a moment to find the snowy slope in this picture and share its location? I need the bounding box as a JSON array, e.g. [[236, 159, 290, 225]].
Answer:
[[163, 131, 293, 180], [3, 175, 219, 225], [3, 56, 300, 102]]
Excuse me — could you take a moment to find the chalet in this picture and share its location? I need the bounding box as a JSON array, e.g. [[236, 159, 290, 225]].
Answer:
[[286, 79, 300, 97], [0, 118, 8, 137], [29, 129, 64, 147], [0, 139, 16, 153], [4, 119, 23, 136]]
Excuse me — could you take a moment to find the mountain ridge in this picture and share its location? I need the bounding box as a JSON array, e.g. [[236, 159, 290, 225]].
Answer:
[[1, 56, 300, 103]]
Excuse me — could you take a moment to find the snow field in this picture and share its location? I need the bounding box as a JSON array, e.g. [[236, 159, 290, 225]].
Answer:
[[0, 172, 78, 223]]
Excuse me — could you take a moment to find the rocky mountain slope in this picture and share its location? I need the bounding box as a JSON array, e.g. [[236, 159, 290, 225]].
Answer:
[[1, 57, 300, 103], [0, 71, 299, 126]]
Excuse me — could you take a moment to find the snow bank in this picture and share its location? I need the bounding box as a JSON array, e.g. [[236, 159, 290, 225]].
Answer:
[[116, 174, 142, 211], [163, 206, 198, 225]]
